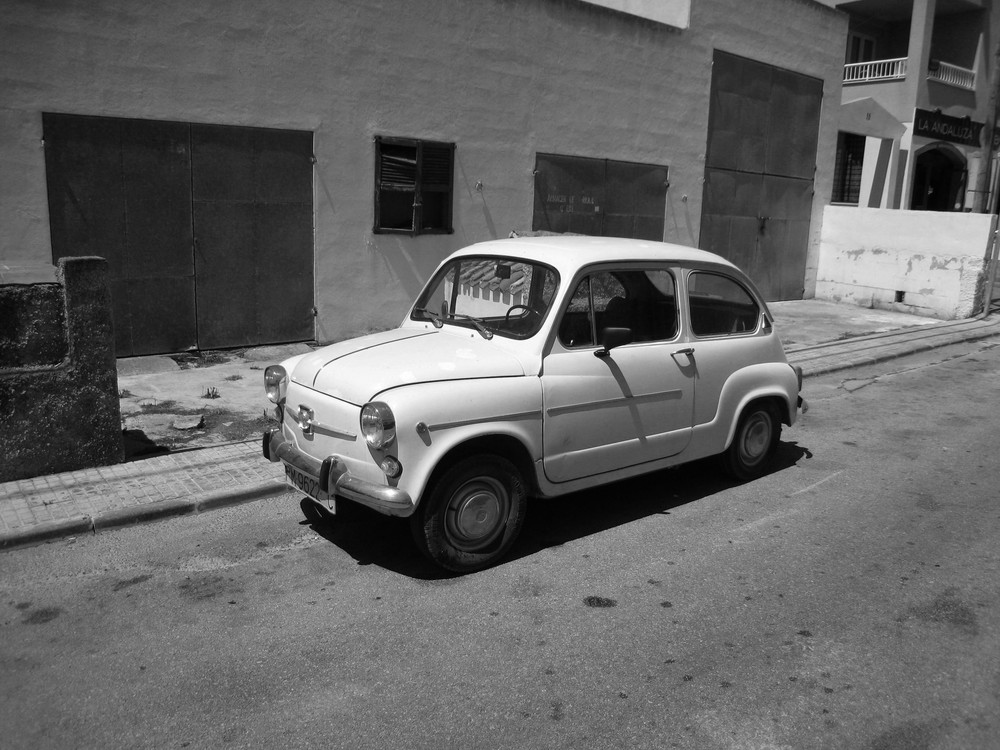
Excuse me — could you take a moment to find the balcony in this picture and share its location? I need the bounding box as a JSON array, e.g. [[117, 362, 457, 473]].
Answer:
[[844, 58, 976, 91], [844, 57, 908, 84], [927, 60, 976, 90]]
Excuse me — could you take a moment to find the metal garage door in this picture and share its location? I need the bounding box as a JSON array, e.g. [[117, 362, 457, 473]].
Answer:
[[700, 51, 823, 300], [43, 114, 314, 356]]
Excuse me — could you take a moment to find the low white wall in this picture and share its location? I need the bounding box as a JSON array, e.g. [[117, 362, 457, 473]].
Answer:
[[816, 206, 993, 319]]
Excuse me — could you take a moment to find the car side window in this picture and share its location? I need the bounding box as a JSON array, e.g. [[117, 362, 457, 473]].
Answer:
[[558, 268, 678, 348], [688, 272, 759, 337]]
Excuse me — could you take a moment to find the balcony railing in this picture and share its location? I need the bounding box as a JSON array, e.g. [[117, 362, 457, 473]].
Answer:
[[844, 57, 977, 91], [844, 57, 908, 83], [927, 60, 976, 90]]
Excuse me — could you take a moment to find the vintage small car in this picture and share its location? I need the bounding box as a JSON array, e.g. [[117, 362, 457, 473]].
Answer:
[[263, 236, 805, 572]]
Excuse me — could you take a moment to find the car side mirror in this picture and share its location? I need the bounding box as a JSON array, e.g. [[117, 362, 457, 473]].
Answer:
[[595, 327, 632, 357]]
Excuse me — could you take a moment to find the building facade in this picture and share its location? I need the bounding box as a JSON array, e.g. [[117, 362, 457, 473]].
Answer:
[[1, 0, 847, 354], [819, 0, 1000, 319], [834, 0, 1000, 212]]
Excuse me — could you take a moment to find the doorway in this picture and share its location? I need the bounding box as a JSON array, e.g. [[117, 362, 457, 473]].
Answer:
[[910, 144, 967, 211]]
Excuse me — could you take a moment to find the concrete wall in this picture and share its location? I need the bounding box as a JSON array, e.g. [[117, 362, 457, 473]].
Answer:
[[0, 0, 846, 342], [816, 205, 993, 319], [0, 257, 123, 482]]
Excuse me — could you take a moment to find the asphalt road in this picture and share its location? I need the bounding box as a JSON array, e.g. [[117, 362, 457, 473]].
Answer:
[[2, 338, 999, 749]]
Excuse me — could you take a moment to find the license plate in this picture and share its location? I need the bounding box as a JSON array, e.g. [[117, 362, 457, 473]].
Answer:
[[284, 463, 333, 509]]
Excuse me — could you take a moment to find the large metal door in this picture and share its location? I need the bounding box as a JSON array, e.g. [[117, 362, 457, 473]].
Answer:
[[700, 51, 822, 300], [44, 115, 313, 355]]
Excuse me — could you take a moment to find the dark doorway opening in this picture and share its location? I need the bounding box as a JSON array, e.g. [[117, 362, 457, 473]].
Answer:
[[910, 145, 967, 211]]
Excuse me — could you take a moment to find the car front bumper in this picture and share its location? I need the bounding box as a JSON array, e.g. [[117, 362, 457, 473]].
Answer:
[[263, 428, 415, 517]]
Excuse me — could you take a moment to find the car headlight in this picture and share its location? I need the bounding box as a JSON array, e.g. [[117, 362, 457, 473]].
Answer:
[[361, 402, 396, 449], [264, 365, 288, 404]]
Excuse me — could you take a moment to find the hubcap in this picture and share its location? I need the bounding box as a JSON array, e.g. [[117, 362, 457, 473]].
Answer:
[[446, 478, 509, 551], [740, 412, 772, 466]]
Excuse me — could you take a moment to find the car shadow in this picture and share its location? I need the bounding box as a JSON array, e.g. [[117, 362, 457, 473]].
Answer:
[[299, 440, 812, 580]]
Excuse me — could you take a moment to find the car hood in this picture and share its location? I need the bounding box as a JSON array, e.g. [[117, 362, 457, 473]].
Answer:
[[290, 327, 526, 404]]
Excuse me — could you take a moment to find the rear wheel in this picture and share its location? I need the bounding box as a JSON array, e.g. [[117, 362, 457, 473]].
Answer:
[[410, 455, 527, 573], [723, 402, 781, 480]]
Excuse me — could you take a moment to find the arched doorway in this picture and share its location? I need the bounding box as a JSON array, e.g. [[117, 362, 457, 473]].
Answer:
[[910, 144, 967, 211]]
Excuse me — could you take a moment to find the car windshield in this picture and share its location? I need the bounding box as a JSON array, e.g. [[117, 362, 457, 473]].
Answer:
[[412, 256, 559, 339]]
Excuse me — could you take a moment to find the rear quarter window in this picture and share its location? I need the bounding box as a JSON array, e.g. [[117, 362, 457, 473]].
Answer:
[[688, 272, 759, 337]]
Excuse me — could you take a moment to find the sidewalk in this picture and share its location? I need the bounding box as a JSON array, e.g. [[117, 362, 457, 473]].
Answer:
[[3, 300, 999, 551]]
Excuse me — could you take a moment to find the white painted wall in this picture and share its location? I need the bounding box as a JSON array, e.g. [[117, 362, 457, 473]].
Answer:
[[816, 206, 993, 319]]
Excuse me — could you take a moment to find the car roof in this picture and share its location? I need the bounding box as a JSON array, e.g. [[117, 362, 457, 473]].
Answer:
[[451, 235, 742, 278]]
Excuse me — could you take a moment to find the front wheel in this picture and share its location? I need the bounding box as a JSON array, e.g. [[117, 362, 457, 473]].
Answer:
[[722, 402, 781, 481], [410, 455, 527, 573]]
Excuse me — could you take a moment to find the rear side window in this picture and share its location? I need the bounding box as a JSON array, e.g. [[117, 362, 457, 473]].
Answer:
[[688, 272, 759, 336]]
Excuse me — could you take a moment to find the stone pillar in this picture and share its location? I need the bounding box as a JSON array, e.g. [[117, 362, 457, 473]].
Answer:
[[0, 256, 123, 482]]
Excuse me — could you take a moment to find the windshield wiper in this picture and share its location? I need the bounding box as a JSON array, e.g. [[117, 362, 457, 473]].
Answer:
[[414, 308, 493, 339], [414, 307, 444, 328], [449, 313, 494, 340]]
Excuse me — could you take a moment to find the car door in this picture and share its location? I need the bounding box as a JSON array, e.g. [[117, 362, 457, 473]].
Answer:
[[541, 267, 695, 483], [684, 270, 775, 427]]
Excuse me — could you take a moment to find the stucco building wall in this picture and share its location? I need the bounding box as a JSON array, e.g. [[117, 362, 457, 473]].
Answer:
[[1, 0, 846, 342]]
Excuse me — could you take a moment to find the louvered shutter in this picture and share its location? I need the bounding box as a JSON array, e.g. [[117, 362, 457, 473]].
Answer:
[[418, 142, 454, 233], [374, 136, 454, 234]]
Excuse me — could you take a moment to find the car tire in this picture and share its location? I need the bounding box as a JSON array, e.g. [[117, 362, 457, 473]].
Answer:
[[410, 455, 527, 573], [722, 401, 781, 481]]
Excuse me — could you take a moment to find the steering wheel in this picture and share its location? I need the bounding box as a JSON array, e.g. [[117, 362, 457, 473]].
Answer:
[[505, 304, 535, 321]]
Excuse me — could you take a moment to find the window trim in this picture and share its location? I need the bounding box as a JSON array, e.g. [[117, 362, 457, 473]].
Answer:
[[373, 135, 455, 236]]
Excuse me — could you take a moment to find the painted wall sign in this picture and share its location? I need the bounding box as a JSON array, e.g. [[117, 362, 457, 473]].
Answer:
[[914, 108, 983, 147]]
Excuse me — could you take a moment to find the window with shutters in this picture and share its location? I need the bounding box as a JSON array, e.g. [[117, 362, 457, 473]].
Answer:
[[374, 136, 455, 235]]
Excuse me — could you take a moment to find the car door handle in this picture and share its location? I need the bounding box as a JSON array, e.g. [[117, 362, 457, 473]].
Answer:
[[672, 347, 695, 357]]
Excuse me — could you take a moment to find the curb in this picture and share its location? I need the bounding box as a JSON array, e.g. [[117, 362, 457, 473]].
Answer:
[[0, 479, 288, 551], [788, 317, 1000, 377]]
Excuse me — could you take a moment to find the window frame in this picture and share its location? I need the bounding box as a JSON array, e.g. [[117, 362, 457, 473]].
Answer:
[[373, 135, 455, 236], [832, 131, 866, 205], [686, 270, 761, 339], [846, 32, 876, 65]]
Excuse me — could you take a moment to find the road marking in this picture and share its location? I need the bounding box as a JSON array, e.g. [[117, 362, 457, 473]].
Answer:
[[791, 470, 845, 496]]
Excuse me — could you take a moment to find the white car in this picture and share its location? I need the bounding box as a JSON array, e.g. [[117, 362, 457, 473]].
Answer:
[[263, 236, 804, 572]]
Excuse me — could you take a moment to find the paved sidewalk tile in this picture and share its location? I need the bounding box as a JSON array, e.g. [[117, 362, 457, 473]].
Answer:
[[0, 440, 285, 537]]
